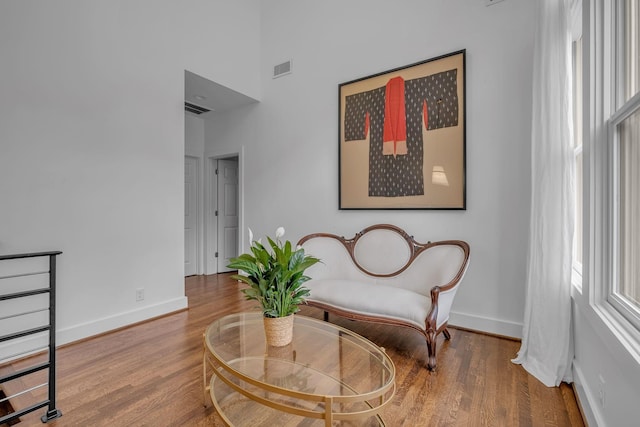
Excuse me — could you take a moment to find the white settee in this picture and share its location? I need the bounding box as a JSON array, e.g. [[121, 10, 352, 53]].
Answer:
[[298, 224, 470, 370]]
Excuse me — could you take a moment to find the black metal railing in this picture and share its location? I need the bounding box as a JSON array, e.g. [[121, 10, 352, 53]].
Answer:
[[0, 251, 63, 424]]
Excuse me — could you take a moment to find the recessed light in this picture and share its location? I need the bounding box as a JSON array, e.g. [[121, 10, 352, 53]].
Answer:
[[193, 94, 207, 101]]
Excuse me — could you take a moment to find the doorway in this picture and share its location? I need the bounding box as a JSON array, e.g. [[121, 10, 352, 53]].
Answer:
[[215, 157, 239, 272], [184, 70, 254, 276], [206, 155, 241, 274]]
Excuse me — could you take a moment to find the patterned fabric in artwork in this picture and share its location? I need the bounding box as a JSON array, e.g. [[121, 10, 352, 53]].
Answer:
[[344, 69, 458, 197]]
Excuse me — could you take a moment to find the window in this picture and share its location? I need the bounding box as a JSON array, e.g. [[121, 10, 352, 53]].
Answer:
[[608, 0, 640, 329], [573, 37, 584, 285]]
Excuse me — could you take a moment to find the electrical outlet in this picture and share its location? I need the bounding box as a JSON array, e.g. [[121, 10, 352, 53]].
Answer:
[[598, 374, 606, 407], [486, 0, 506, 6], [136, 288, 145, 302]]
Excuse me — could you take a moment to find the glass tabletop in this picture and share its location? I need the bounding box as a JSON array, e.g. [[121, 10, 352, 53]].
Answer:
[[204, 312, 395, 425]]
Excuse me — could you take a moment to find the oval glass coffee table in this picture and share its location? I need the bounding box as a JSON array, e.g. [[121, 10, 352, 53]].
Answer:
[[203, 312, 396, 426]]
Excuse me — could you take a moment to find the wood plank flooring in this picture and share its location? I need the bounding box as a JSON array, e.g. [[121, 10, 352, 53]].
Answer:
[[0, 273, 585, 426]]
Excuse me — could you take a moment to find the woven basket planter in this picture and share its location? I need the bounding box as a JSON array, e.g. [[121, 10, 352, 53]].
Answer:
[[263, 315, 294, 347]]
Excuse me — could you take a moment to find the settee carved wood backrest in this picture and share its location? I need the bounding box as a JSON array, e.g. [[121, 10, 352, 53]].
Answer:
[[297, 224, 470, 295]]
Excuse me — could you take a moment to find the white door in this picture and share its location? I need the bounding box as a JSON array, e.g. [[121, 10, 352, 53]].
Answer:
[[184, 157, 198, 276], [217, 158, 239, 272]]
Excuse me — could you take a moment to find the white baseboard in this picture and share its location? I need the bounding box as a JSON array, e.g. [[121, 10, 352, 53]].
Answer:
[[57, 296, 188, 345], [0, 296, 188, 363], [573, 363, 604, 427], [448, 311, 523, 339]]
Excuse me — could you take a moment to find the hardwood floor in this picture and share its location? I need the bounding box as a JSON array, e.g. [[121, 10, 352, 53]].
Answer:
[[1, 273, 585, 427]]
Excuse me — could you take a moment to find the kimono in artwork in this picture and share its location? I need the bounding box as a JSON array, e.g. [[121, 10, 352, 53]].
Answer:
[[343, 69, 459, 197]]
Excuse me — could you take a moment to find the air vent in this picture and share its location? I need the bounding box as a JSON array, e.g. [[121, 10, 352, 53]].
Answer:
[[184, 102, 210, 115], [273, 60, 292, 79]]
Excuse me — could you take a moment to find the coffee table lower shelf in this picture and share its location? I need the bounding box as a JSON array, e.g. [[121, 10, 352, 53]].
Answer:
[[208, 364, 387, 426]]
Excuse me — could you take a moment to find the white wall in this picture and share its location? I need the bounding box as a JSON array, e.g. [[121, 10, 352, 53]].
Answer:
[[0, 0, 260, 353], [572, 299, 639, 426], [185, 114, 205, 158], [205, 0, 535, 338]]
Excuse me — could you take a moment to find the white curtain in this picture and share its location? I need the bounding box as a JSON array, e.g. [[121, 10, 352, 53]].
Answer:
[[512, 0, 575, 387]]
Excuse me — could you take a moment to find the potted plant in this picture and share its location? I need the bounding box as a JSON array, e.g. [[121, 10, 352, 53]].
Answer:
[[227, 227, 320, 346]]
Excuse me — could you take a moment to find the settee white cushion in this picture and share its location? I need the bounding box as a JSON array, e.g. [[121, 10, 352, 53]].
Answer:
[[306, 279, 431, 330]]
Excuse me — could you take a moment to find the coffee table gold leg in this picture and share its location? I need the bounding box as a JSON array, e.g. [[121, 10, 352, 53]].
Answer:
[[324, 396, 333, 427], [203, 338, 212, 408]]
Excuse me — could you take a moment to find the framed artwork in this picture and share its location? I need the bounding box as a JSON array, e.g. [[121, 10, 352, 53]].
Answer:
[[339, 50, 466, 210]]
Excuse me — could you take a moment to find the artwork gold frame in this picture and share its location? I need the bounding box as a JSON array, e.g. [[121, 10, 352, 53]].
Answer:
[[339, 50, 466, 210]]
